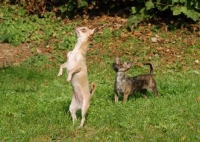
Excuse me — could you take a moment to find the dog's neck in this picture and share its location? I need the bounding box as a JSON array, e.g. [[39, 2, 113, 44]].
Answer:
[[116, 72, 127, 81], [73, 37, 90, 56]]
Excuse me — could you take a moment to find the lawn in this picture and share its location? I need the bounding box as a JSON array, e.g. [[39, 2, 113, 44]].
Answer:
[[0, 56, 200, 141]]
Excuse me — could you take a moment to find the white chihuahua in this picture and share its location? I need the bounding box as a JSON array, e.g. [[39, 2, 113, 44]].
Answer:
[[58, 27, 96, 128]]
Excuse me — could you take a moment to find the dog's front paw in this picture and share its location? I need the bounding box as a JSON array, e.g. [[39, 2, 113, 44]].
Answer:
[[67, 77, 71, 82], [67, 74, 72, 82]]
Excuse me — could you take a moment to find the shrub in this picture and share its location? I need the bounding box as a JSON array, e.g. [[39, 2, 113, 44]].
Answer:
[[1, 0, 200, 29]]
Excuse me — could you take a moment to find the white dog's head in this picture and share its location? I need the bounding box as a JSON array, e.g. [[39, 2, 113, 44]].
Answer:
[[75, 27, 95, 41]]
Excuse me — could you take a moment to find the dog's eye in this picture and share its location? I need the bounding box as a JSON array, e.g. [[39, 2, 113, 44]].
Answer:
[[81, 28, 86, 32]]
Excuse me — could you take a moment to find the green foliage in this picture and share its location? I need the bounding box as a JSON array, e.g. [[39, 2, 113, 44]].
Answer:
[[0, 5, 76, 48], [78, 0, 88, 8], [145, 1, 154, 10], [93, 27, 113, 43], [113, 30, 121, 37], [0, 5, 27, 45], [1, 0, 199, 29], [127, 0, 200, 29], [102, 28, 112, 38], [21, 54, 49, 67], [172, 6, 200, 21]]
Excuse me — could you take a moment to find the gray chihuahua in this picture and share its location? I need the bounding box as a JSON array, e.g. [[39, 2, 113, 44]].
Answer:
[[113, 58, 160, 103]]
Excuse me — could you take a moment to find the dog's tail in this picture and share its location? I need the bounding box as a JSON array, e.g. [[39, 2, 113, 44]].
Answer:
[[90, 82, 96, 96], [143, 63, 154, 75]]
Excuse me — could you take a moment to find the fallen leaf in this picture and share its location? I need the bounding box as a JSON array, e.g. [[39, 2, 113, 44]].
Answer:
[[151, 37, 158, 43], [133, 31, 142, 36], [198, 96, 200, 102], [36, 48, 42, 54], [181, 136, 186, 141], [194, 60, 199, 64]]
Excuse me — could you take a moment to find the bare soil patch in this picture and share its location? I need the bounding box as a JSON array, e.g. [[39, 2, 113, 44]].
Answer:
[[0, 15, 200, 70], [0, 43, 32, 68]]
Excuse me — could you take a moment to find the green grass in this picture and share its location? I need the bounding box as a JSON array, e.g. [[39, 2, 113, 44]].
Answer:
[[1, 4, 200, 142], [0, 62, 200, 142]]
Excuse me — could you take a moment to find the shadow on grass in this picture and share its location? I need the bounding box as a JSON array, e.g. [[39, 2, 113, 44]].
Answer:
[[116, 92, 159, 102], [62, 100, 82, 120]]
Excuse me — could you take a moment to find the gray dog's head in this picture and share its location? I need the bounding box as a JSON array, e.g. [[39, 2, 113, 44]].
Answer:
[[113, 58, 132, 72]]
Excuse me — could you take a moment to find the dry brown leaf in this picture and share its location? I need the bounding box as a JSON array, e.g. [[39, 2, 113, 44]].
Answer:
[[181, 136, 186, 141], [198, 96, 200, 102]]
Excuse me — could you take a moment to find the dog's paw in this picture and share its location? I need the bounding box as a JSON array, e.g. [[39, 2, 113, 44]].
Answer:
[[78, 125, 83, 129], [57, 73, 62, 77], [66, 78, 71, 82], [67, 75, 72, 82]]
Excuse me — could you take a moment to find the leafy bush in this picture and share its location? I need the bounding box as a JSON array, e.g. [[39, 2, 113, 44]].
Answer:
[[0, 5, 76, 46], [0, 0, 200, 30], [128, 0, 200, 29]]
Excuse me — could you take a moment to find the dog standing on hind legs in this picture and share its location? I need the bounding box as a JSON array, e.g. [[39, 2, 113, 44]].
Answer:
[[57, 27, 96, 128], [113, 58, 160, 103]]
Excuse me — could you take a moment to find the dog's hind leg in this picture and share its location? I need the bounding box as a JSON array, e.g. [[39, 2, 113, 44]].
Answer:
[[114, 93, 119, 103], [149, 87, 160, 97], [69, 95, 80, 124], [79, 100, 90, 128]]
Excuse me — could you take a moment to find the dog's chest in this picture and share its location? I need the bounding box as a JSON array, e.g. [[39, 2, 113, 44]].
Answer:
[[115, 76, 130, 94], [66, 52, 84, 70], [67, 52, 76, 62]]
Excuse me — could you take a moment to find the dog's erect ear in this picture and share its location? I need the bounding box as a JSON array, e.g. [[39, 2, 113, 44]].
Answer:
[[89, 28, 96, 36], [115, 57, 120, 64], [127, 62, 132, 68]]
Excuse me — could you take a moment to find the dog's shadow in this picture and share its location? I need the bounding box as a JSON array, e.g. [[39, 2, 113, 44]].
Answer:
[[63, 101, 70, 116], [129, 92, 157, 100], [63, 100, 84, 120], [113, 92, 157, 102]]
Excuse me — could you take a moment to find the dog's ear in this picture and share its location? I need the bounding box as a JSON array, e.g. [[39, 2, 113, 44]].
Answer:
[[89, 28, 96, 36], [127, 62, 132, 68], [115, 57, 120, 64]]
